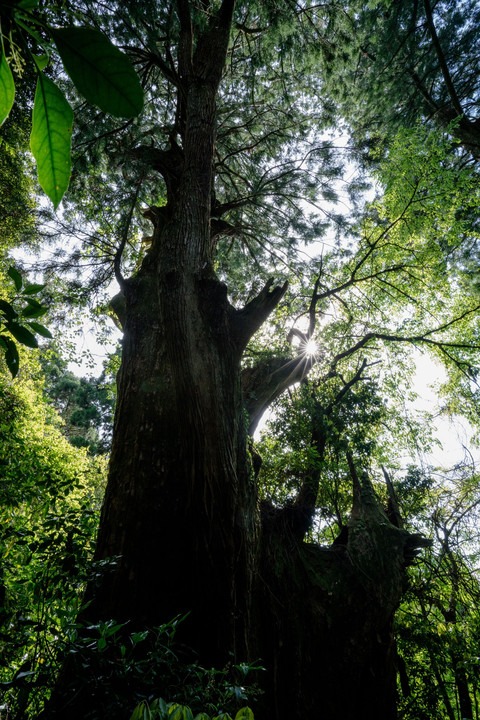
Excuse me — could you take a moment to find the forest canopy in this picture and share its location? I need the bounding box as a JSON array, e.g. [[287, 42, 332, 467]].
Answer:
[[1, 1, 480, 719]]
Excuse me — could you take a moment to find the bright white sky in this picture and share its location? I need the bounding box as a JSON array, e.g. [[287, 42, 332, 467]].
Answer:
[[409, 352, 479, 468], [251, 348, 479, 472]]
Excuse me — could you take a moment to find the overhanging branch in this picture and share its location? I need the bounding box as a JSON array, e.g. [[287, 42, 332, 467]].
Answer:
[[242, 353, 314, 435], [327, 308, 480, 375], [407, 70, 480, 158], [422, 0, 464, 118], [233, 278, 288, 353], [288, 273, 323, 347]]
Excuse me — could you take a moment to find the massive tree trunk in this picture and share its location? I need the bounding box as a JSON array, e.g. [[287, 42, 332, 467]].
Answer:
[[45, 2, 429, 718], [82, 0, 262, 665]]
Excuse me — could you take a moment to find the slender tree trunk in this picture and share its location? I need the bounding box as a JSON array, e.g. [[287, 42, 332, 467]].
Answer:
[[418, 600, 456, 720], [452, 651, 473, 720]]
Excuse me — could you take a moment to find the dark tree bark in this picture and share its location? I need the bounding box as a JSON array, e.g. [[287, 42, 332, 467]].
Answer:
[[81, 0, 260, 664], [254, 453, 429, 720], [45, 2, 430, 718]]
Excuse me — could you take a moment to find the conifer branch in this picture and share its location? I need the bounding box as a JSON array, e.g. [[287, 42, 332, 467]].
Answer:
[[114, 182, 142, 287], [422, 0, 464, 117]]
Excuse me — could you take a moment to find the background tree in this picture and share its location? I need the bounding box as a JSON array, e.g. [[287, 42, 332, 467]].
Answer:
[[0, 352, 106, 718], [39, 347, 116, 454], [393, 464, 480, 719]]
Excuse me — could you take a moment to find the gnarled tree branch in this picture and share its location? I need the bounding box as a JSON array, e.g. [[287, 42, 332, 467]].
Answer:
[[288, 359, 371, 540], [242, 353, 313, 435], [128, 143, 184, 200], [233, 278, 288, 353]]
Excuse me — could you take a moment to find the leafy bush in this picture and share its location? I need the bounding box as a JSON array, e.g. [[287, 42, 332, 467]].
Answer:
[[49, 616, 263, 720], [0, 354, 106, 718], [130, 699, 255, 720]]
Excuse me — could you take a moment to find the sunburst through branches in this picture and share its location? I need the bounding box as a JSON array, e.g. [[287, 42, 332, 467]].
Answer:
[[301, 338, 320, 358]]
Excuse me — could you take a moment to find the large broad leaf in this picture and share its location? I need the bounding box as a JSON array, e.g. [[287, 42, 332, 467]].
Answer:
[[0, 299, 18, 321], [22, 306, 46, 319], [0, 52, 15, 126], [16, 0, 40, 8], [30, 73, 73, 208], [33, 54, 49, 71], [51, 27, 144, 118], [234, 710, 254, 720], [6, 322, 38, 349], [128, 704, 144, 720], [7, 266, 23, 292], [1, 336, 20, 378], [27, 321, 52, 339], [168, 704, 194, 720], [22, 299, 48, 319], [22, 283, 46, 295]]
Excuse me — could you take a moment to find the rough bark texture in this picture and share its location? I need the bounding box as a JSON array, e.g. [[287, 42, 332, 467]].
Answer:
[[80, 3, 259, 663], [253, 458, 428, 720], [45, 3, 429, 718]]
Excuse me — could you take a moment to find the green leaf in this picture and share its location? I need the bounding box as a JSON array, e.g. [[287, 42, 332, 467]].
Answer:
[[0, 52, 15, 126], [30, 73, 73, 208], [14, 671, 36, 681], [22, 283, 46, 294], [129, 702, 146, 720], [234, 710, 254, 720], [8, 266, 23, 291], [157, 698, 168, 717], [131, 630, 149, 644], [1, 335, 20, 377], [6, 322, 38, 348], [104, 621, 125, 636], [21, 295, 47, 319], [16, 0, 40, 8], [27, 321, 52, 338], [33, 54, 49, 71], [5, 345, 20, 377], [51, 27, 144, 118], [193, 714, 211, 720], [22, 305, 48, 319], [168, 705, 194, 720], [0, 299, 18, 321]]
